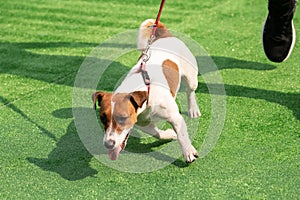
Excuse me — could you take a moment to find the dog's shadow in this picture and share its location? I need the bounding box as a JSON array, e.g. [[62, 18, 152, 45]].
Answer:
[[93, 110, 190, 168], [27, 108, 98, 181], [27, 108, 189, 181], [126, 129, 190, 168]]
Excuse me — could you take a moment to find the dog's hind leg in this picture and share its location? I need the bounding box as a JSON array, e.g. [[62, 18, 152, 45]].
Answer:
[[180, 62, 201, 118], [185, 86, 201, 118], [138, 123, 177, 140]]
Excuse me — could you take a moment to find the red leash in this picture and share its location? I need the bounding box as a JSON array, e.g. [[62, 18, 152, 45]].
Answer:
[[139, 0, 167, 93], [151, 0, 166, 39], [155, 0, 166, 24]]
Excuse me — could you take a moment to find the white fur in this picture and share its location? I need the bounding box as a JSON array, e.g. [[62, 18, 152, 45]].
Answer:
[[105, 26, 201, 163]]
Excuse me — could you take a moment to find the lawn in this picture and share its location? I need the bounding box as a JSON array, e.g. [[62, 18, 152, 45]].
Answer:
[[0, 0, 299, 199]]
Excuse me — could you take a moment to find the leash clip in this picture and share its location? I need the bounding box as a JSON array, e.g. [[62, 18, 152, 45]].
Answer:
[[141, 50, 151, 63]]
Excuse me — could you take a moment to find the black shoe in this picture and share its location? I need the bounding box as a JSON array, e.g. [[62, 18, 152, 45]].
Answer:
[[263, 0, 297, 62]]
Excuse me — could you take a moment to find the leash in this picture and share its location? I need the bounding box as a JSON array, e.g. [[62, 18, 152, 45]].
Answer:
[[118, 0, 167, 153], [137, 0, 166, 95]]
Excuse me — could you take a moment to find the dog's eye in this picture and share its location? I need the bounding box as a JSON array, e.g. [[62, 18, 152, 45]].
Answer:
[[100, 113, 108, 124], [115, 116, 128, 124]]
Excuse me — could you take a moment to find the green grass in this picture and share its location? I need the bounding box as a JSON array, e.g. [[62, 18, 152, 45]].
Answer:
[[1, 0, 299, 199]]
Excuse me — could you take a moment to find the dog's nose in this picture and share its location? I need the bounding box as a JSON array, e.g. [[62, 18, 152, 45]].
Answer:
[[104, 140, 115, 149]]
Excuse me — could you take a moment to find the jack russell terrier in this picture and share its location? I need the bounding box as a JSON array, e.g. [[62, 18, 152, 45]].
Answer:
[[93, 19, 201, 163]]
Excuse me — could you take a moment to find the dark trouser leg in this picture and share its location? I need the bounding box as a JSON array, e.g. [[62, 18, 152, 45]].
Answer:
[[268, 0, 297, 16]]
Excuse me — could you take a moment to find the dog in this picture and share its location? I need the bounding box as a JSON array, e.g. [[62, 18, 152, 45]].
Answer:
[[93, 19, 201, 163]]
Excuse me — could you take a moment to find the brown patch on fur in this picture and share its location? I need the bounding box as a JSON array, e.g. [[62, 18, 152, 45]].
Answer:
[[93, 91, 148, 134], [162, 59, 179, 97], [154, 21, 172, 40]]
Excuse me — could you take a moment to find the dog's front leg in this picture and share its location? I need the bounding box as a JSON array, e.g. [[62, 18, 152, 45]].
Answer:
[[168, 114, 198, 163]]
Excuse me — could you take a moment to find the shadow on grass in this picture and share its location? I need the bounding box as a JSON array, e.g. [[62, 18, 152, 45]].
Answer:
[[27, 108, 98, 181], [197, 83, 300, 121], [1, 42, 299, 178], [0, 42, 276, 88], [125, 131, 190, 168], [0, 42, 90, 85], [27, 107, 188, 179], [0, 96, 58, 142], [195, 55, 299, 121], [0, 94, 97, 180], [198, 55, 277, 74]]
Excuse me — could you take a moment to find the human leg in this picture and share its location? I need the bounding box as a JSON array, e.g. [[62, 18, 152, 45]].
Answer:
[[262, 0, 298, 62]]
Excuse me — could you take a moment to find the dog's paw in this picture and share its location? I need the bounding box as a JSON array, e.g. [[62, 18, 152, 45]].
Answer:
[[183, 145, 198, 163], [188, 107, 201, 118], [158, 129, 177, 140]]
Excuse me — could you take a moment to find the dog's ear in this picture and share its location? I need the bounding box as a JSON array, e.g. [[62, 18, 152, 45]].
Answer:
[[92, 91, 106, 110], [129, 91, 148, 110], [155, 27, 172, 39], [155, 21, 172, 39]]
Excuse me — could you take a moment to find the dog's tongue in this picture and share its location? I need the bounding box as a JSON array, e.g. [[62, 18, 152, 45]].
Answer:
[[108, 146, 122, 160]]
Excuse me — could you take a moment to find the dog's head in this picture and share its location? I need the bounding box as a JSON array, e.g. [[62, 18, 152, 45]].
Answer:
[[137, 18, 172, 50], [92, 91, 148, 160]]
